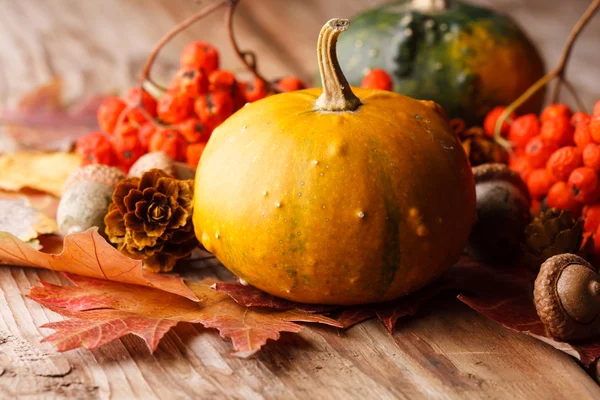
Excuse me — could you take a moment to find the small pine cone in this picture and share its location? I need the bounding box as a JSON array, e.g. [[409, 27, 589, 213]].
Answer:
[[460, 126, 509, 167], [521, 208, 585, 271], [104, 169, 198, 272]]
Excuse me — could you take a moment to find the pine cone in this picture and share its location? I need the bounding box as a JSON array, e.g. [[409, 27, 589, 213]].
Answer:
[[521, 208, 585, 271], [104, 169, 198, 272], [451, 119, 508, 167]]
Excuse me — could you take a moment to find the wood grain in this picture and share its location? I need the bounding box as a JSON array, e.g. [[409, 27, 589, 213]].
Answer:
[[1, 0, 600, 398]]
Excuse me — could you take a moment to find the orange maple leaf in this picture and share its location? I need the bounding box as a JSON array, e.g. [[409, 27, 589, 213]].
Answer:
[[0, 228, 197, 301], [30, 273, 342, 357]]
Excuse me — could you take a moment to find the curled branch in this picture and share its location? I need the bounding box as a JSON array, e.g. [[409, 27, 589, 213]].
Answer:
[[494, 0, 599, 146]]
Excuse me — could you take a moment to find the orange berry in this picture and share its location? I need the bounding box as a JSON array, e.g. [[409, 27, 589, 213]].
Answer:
[[590, 115, 600, 143], [527, 169, 556, 199], [276, 76, 306, 92], [509, 156, 533, 181], [574, 121, 593, 149], [113, 126, 144, 171], [178, 117, 212, 144], [546, 146, 582, 181], [148, 129, 188, 162], [525, 136, 559, 168], [76, 132, 117, 166], [571, 112, 591, 127], [583, 203, 600, 232], [583, 143, 600, 171], [97, 97, 127, 135], [508, 114, 540, 147], [169, 68, 209, 98], [180, 42, 219, 74], [530, 198, 542, 215], [242, 77, 268, 103], [593, 100, 600, 116], [122, 88, 158, 125], [540, 116, 574, 146], [186, 142, 206, 168], [157, 91, 193, 124], [483, 106, 514, 138], [208, 70, 237, 93], [568, 167, 600, 203], [361, 69, 393, 91], [546, 181, 582, 216], [541, 103, 571, 122], [194, 92, 234, 130], [138, 122, 156, 150]]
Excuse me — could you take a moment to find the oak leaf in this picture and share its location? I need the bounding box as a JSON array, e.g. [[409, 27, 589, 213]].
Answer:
[[29, 273, 342, 357], [0, 78, 107, 153], [0, 228, 197, 301], [0, 152, 81, 197]]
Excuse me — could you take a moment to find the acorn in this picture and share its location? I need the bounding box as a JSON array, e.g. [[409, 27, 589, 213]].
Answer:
[[128, 151, 194, 179], [56, 165, 124, 236], [466, 163, 531, 264], [535, 253, 600, 341]]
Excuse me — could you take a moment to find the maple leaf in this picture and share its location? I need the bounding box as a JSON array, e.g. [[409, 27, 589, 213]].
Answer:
[[0, 197, 57, 244], [0, 228, 197, 301], [0, 152, 81, 197], [452, 257, 600, 367], [29, 273, 342, 357], [0, 189, 60, 220], [0, 78, 107, 153]]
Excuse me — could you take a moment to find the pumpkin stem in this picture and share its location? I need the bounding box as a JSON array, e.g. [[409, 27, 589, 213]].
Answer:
[[411, 0, 449, 12], [316, 19, 362, 112]]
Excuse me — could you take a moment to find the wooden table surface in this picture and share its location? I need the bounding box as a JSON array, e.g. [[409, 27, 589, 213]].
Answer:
[[1, 0, 600, 399]]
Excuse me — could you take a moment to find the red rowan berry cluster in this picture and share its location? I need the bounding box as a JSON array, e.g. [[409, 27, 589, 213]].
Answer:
[[76, 41, 306, 172]]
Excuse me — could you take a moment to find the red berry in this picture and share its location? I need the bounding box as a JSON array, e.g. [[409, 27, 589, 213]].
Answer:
[[276, 76, 306, 92], [527, 169, 556, 199], [483, 106, 514, 138], [148, 129, 188, 162], [508, 114, 540, 147], [583, 203, 600, 231], [169, 68, 209, 98], [571, 112, 591, 127], [186, 142, 206, 168], [541, 104, 571, 122], [242, 77, 268, 103], [208, 70, 237, 93], [361, 69, 393, 91], [509, 156, 533, 182], [178, 118, 212, 143], [568, 167, 600, 203], [546, 146, 582, 181], [157, 91, 193, 124], [546, 181, 582, 216], [76, 132, 117, 166], [97, 97, 127, 135], [180, 42, 219, 74], [194, 92, 234, 130], [583, 143, 600, 171], [123, 87, 158, 119], [113, 126, 144, 171], [138, 122, 156, 150], [574, 121, 593, 149], [589, 115, 600, 143], [525, 136, 559, 168], [540, 116, 574, 146]]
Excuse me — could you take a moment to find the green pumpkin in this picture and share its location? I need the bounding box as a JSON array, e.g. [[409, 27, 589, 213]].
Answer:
[[335, 0, 545, 123]]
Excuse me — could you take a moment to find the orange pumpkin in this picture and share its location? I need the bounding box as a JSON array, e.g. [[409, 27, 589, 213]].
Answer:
[[193, 19, 476, 305]]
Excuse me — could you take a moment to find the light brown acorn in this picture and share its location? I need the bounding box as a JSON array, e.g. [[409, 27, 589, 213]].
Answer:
[[534, 253, 600, 341]]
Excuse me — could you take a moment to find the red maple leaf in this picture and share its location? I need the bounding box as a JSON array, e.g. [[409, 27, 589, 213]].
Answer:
[[29, 273, 342, 357]]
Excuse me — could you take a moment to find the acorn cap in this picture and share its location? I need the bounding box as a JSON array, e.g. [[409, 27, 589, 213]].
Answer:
[[63, 164, 124, 192], [534, 253, 600, 341]]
